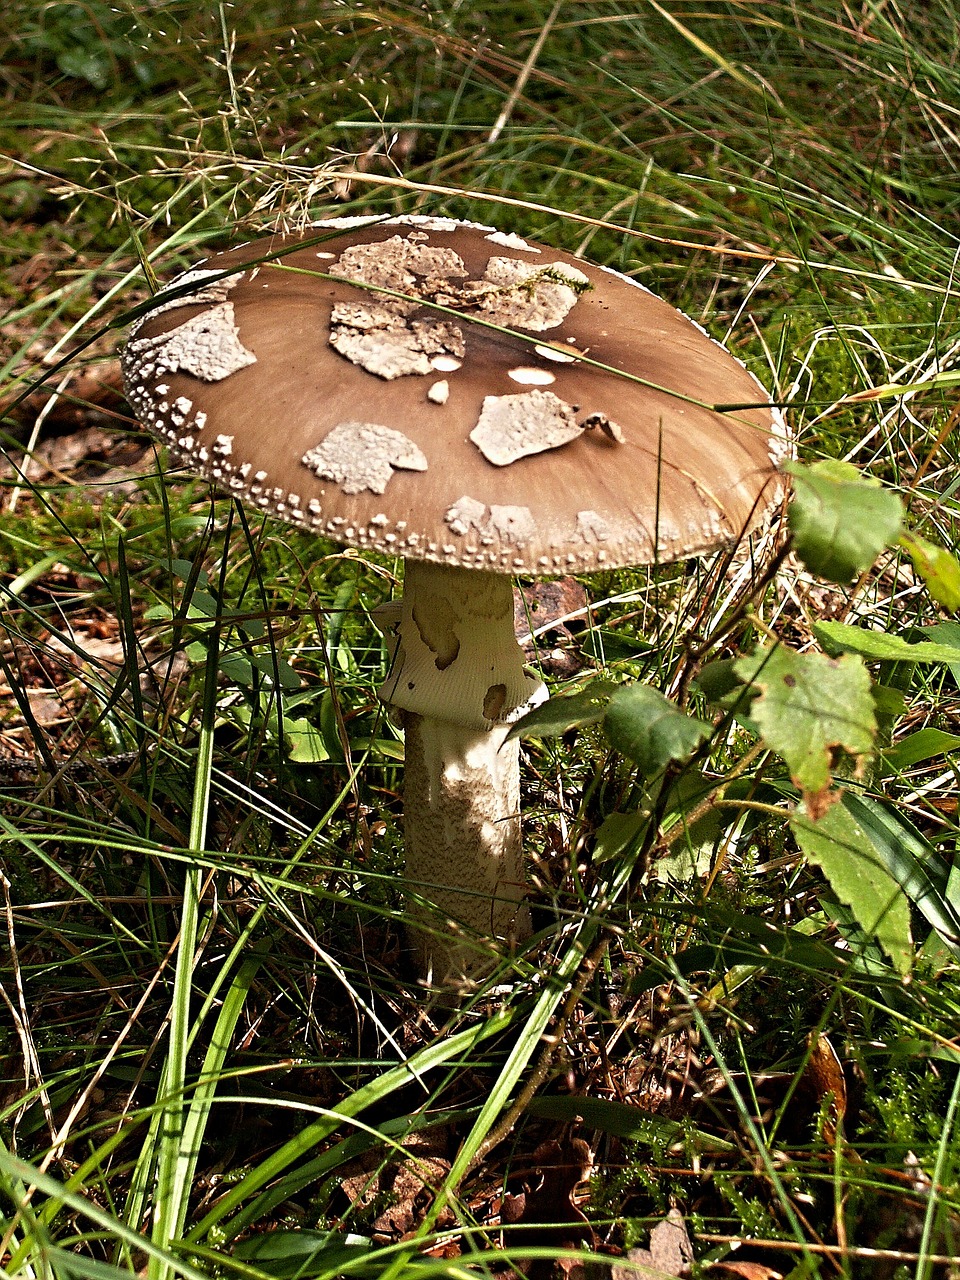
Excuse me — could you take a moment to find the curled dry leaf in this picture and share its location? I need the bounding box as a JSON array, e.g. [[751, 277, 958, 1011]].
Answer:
[[502, 1137, 595, 1274], [801, 1031, 846, 1144]]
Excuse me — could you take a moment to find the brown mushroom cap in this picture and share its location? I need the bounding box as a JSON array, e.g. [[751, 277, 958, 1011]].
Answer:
[[122, 215, 789, 574]]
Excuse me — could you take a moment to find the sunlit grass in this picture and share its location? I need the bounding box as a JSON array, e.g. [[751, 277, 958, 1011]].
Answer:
[[2, 0, 960, 1275]]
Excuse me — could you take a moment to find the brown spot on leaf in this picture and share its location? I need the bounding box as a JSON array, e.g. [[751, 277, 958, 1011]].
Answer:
[[801, 784, 842, 820]]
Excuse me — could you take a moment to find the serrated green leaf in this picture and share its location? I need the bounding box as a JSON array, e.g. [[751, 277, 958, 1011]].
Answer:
[[899, 530, 960, 612], [791, 802, 912, 974], [734, 645, 875, 794], [603, 684, 711, 776], [785, 459, 903, 582], [814, 621, 960, 663], [506, 680, 617, 741]]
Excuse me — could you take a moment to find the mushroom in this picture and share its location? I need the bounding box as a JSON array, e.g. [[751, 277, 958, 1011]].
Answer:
[[122, 214, 789, 982]]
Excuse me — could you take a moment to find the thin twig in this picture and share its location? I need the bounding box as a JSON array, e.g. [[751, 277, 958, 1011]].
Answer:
[[695, 1233, 960, 1266]]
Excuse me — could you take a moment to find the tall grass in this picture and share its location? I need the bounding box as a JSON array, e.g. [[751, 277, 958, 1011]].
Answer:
[[2, 1, 959, 1276]]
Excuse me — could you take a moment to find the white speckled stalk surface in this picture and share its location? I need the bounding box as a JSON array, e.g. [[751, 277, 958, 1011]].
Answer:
[[401, 710, 532, 980]]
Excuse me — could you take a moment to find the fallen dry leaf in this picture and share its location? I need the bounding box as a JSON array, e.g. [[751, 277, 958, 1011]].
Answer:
[[514, 578, 589, 643], [339, 1131, 450, 1239], [611, 1209, 693, 1280], [801, 1031, 846, 1143], [25, 689, 67, 727], [707, 1261, 783, 1280], [514, 578, 589, 678], [502, 1137, 595, 1276]]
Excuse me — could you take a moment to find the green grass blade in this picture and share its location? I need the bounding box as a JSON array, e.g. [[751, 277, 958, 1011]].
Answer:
[[0, 1150, 209, 1280], [186, 1008, 514, 1244], [147, 626, 220, 1278]]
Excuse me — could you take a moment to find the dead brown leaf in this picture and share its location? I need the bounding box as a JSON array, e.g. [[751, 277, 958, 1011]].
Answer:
[[514, 578, 589, 678], [339, 1131, 451, 1240], [611, 1209, 693, 1280], [707, 1262, 783, 1280], [802, 1031, 846, 1143], [501, 1137, 595, 1277]]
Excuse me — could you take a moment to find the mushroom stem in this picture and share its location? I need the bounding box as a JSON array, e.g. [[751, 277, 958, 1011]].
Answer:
[[379, 560, 544, 980], [401, 710, 531, 980]]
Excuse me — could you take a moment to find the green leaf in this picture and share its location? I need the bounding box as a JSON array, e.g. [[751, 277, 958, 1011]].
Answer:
[[792, 801, 912, 974], [187, 1011, 516, 1242], [218, 652, 301, 690], [839, 370, 960, 400], [926, 621, 960, 686], [692, 657, 745, 704], [883, 727, 960, 773], [527, 1094, 736, 1153], [675, 909, 849, 976], [734, 645, 875, 796], [814, 621, 960, 664], [580, 628, 653, 664], [656, 775, 774, 882], [352, 736, 405, 762], [603, 684, 711, 776], [233, 1230, 376, 1277], [592, 809, 649, 864], [319, 689, 344, 763], [843, 792, 960, 953], [506, 680, 617, 741], [284, 718, 331, 764], [58, 47, 112, 90], [899, 530, 960, 612], [785, 459, 903, 582], [871, 683, 908, 723]]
